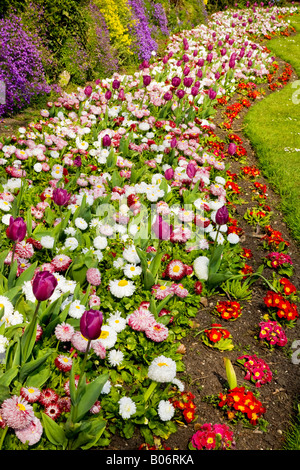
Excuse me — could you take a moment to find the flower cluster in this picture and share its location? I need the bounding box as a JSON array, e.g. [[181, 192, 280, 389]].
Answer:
[[263, 290, 298, 325], [218, 386, 267, 426], [258, 320, 288, 348], [189, 423, 235, 450], [237, 354, 272, 388], [264, 252, 294, 276], [202, 324, 234, 350], [170, 391, 197, 424], [215, 300, 242, 321]]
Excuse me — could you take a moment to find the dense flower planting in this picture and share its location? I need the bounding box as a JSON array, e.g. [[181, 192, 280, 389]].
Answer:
[[0, 3, 299, 450]]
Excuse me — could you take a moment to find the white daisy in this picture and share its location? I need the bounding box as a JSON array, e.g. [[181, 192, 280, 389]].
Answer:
[[74, 218, 88, 230], [68, 300, 85, 319], [148, 355, 177, 383], [0, 334, 9, 354], [93, 235, 108, 250], [157, 400, 175, 421], [107, 312, 127, 333], [118, 396, 137, 419], [98, 325, 118, 349], [109, 279, 136, 298], [123, 264, 142, 279], [0, 296, 14, 317], [122, 245, 140, 264], [40, 236, 55, 249], [227, 233, 240, 244], [108, 349, 124, 367], [64, 237, 79, 251]]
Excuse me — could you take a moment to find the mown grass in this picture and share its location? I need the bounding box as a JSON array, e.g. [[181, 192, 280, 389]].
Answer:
[[244, 14, 300, 244]]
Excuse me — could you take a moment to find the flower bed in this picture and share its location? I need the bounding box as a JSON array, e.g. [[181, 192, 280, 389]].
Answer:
[[0, 3, 299, 450]]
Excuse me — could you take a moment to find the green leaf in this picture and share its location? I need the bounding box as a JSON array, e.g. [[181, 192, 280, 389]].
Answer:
[[7, 260, 18, 289], [41, 413, 67, 448], [0, 366, 19, 387], [19, 351, 52, 383], [208, 244, 224, 276], [76, 373, 109, 422], [26, 366, 51, 389], [207, 272, 233, 289], [71, 419, 107, 450]]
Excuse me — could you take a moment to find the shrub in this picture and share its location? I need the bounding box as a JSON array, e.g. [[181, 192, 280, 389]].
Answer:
[[0, 14, 51, 117]]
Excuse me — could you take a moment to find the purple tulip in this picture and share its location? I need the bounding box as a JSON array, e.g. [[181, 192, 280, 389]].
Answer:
[[143, 75, 151, 87], [112, 79, 120, 90], [215, 205, 229, 226], [171, 76, 181, 88], [170, 137, 177, 148], [176, 89, 185, 99], [152, 215, 173, 241], [6, 216, 27, 242], [196, 69, 203, 79], [215, 71, 221, 80], [186, 162, 197, 178], [163, 92, 173, 101], [197, 59, 204, 67], [221, 48, 227, 56], [183, 76, 193, 88], [74, 156, 82, 167], [193, 49, 198, 57], [191, 86, 199, 97], [32, 271, 58, 302], [140, 60, 150, 69], [182, 54, 189, 63], [80, 309, 103, 340], [229, 58, 236, 69], [206, 53, 213, 63], [248, 60, 253, 67], [118, 89, 125, 100], [52, 188, 71, 207], [208, 88, 217, 100], [207, 44, 213, 51], [105, 90, 112, 100], [183, 66, 190, 76], [162, 56, 169, 64], [84, 85, 92, 97], [164, 168, 174, 180], [102, 134, 111, 147], [228, 143, 237, 156]]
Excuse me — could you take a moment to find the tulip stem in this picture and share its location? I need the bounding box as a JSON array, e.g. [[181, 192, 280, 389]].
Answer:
[[10, 242, 16, 269], [78, 339, 91, 389]]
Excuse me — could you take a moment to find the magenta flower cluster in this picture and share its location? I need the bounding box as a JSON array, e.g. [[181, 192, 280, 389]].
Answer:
[[237, 354, 273, 387], [259, 320, 287, 347]]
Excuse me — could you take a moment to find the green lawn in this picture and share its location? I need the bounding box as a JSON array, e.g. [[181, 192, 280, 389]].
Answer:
[[244, 15, 300, 244]]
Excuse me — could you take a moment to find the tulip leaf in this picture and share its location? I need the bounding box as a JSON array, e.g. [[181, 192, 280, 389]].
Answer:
[[208, 245, 224, 276], [26, 365, 51, 388], [15, 262, 37, 287], [74, 419, 107, 450], [20, 315, 38, 363], [7, 259, 18, 289], [224, 357, 237, 390], [19, 351, 52, 383], [42, 413, 67, 448], [0, 366, 19, 387], [207, 272, 233, 289], [76, 373, 109, 422]]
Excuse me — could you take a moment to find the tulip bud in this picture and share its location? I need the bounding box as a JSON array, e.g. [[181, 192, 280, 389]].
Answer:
[[32, 271, 58, 301], [176, 89, 185, 99], [6, 216, 27, 243], [186, 162, 197, 178], [164, 168, 174, 180], [183, 76, 193, 88], [171, 76, 181, 88], [112, 79, 120, 90], [143, 75, 151, 87], [80, 309, 103, 340], [215, 205, 229, 226], [102, 134, 111, 147], [208, 88, 217, 100], [84, 85, 93, 97], [228, 142, 237, 156], [52, 188, 71, 206], [163, 92, 172, 101], [105, 90, 112, 100]]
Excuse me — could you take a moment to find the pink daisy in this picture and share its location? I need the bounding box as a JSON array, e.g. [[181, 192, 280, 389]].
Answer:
[[71, 331, 91, 353], [20, 387, 41, 403], [145, 322, 169, 342], [51, 254, 72, 272], [39, 388, 59, 406], [127, 308, 156, 332], [44, 403, 61, 420], [165, 259, 186, 281], [86, 268, 101, 286], [1, 395, 35, 430], [91, 340, 107, 359], [90, 400, 101, 414], [54, 355, 73, 372], [57, 396, 71, 413], [15, 416, 43, 445], [15, 241, 35, 259], [152, 284, 174, 300], [172, 283, 189, 298], [54, 322, 75, 342], [89, 294, 101, 307]]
